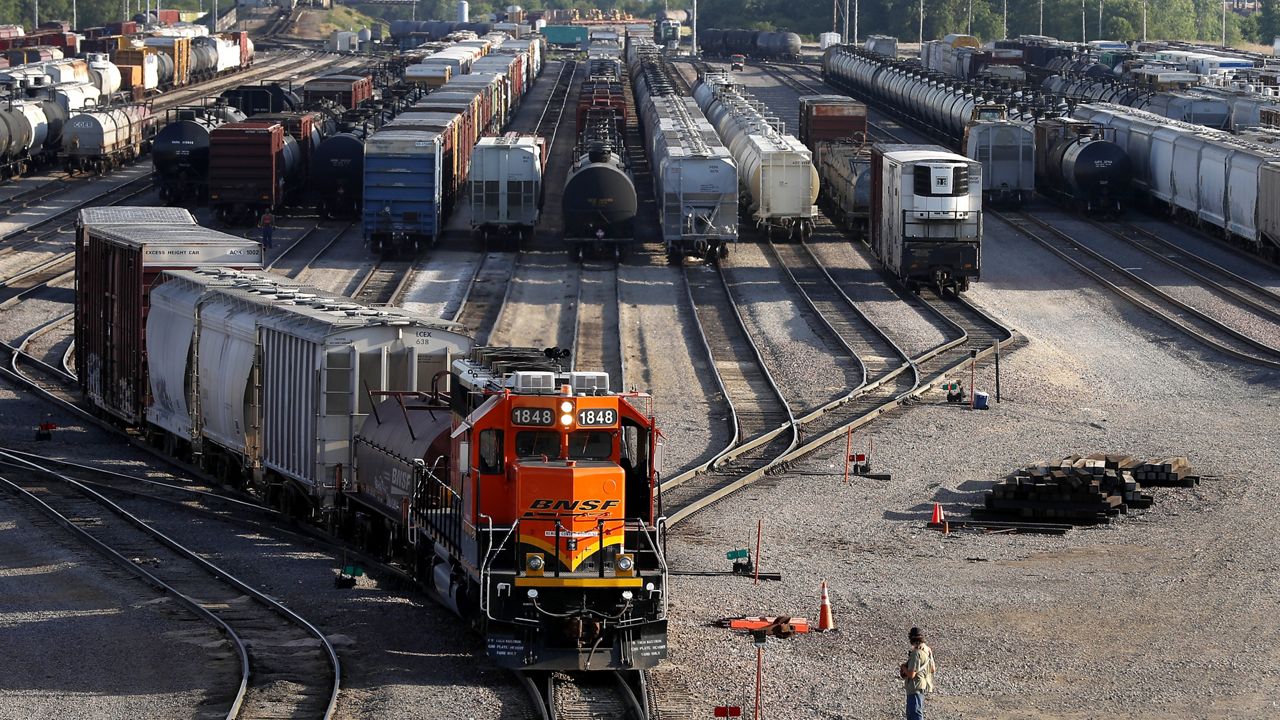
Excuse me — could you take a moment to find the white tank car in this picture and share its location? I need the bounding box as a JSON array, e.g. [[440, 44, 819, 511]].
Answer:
[[86, 54, 122, 95], [145, 268, 472, 510], [693, 71, 818, 239], [872, 144, 982, 294], [962, 105, 1034, 207], [61, 104, 155, 172], [629, 37, 738, 261]]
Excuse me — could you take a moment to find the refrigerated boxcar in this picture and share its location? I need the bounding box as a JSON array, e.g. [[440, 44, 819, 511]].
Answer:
[[871, 144, 982, 294], [74, 207, 263, 425]]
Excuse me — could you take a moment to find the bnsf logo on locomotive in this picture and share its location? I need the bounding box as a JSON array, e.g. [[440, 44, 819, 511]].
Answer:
[[527, 499, 620, 511]]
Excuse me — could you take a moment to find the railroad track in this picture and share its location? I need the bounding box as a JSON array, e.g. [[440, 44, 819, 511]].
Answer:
[[0, 450, 341, 720], [352, 257, 416, 306], [570, 260, 624, 384], [452, 251, 519, 343], [997, 210, 1280, 368], [265, 221, 354, 279], [659, 262, 796, 524], [518, 669, 651, 720], [1100, 219, 1280, 323]]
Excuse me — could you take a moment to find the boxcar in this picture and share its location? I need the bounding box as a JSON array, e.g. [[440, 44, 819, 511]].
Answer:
[[207, 120, 300, 221], [871, 144, 982, 294], [74, 207, 262, 425], [363, 128, 444, 255]]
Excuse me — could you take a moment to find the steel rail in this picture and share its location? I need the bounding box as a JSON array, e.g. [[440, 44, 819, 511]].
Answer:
[[0, 449, 344, 720], [998, 210, 1280, 368], [1101, 219, 1280, 322]]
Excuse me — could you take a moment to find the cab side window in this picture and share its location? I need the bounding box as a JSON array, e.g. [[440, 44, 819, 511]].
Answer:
[[479, 429, 504, 474]]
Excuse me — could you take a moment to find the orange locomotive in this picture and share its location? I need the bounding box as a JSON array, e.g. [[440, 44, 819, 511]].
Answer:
[[351, 347, 668, 670]]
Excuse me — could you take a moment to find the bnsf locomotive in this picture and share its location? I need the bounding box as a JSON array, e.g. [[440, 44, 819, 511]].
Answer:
[[349, 347, 669, 669]]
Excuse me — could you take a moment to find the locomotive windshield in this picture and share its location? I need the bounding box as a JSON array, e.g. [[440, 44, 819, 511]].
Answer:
[[516, 430, 561, 457], [514, 430, 616, 460]]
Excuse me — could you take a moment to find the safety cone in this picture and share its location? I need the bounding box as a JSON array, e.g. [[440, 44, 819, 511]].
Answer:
[[930, 502, 945, 525], [816, 580, 836, 632]]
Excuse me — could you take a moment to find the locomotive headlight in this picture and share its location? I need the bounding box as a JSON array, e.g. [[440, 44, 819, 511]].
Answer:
[[560, 400, 574, 412], [526, 553, 546, 576], [560, 413, 573, 426], [616, 555, 634, 571], [622, 591, 634, 601]]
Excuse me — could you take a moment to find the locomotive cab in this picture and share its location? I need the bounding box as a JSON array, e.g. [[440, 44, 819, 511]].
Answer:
[[447, 348, 667, 670]]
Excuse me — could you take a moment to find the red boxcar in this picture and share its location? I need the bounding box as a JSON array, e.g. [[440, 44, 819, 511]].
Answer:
[[208, 121, 297, 217], [797, 94, 868, 150], [105, 20, 138, 35], [74, 207, 263, 424], [157, 9, 181, 25], [301, 74, 374, 109]]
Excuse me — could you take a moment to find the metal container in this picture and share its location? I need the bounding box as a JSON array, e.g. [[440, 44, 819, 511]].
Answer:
[[962, 115, 1035, 206], [469, 135, 544, 237], [693, 72, 818, 236], [74, 208, 261, 425], [363, 129, 445, 254], [146, 268, 470, 508], [871, 144, 982, 293], [629, 37, 738, 259], [61, 104, 155, 168], [815, 140, 873, 235], [208, 121, 296, 217], [311, 131, 366, 218]]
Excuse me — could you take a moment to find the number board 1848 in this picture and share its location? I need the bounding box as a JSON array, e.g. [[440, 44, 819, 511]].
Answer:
[[511, 407, 554, 426], [577, 408, 617, 427]]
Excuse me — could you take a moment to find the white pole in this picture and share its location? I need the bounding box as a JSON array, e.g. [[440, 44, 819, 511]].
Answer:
[[1081, 0, 1086, 42], [1040, 0, 1044, 35], [846, 0, 852, 44], [918, 0, 923, 47], [72, 0, 76, 33], [692, 0, 698, 56], [967, 0, 972, 35], [1003, 0, 1008, 39], [852, 0, 857, 45], [1099, 0, 1103, 39], [1142, 1, 1147, 42], [34, 0, 39, 28], [1222, 0, 1227, 47]]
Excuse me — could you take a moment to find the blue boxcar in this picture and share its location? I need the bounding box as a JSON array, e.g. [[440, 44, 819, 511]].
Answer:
[[363, 129, 443, 255]]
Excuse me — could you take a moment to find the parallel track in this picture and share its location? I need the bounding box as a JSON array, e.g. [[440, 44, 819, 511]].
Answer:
[[0, 450, 341, 720], [352, 257, 416, 306], [998, 210, 1280, 368], [571, 260, 625, 385]]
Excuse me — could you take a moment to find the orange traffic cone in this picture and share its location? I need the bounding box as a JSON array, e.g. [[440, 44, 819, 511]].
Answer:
[[816, 580, 836, 632], [930, 502, 945, 525]]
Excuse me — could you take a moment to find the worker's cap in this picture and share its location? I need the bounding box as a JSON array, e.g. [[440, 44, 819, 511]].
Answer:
[[909, 627, 924, 642]]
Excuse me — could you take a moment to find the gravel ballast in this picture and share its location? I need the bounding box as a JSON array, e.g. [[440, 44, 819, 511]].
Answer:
[[0, 493, 228, 718], [658, 214, 1280, 719]]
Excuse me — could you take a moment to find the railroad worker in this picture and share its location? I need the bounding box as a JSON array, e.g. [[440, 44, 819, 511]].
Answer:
[[259, 210, 275, 250], [900, 626, 936, 720]]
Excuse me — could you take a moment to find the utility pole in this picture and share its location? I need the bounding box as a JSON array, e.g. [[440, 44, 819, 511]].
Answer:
[[72, 0, 76, 35], [1222, 0, 1228, 47], [918, 0, 923, 47], [1003, 0, 1008, 39], [34, 0, 39, 29], [692, 0, 698, 56], [1099, 0, 1103, 39], [847, 0, 853, 45], [1040, 0, 1044, 35], [1142, 1, 1147, 42], [967, 0, 972, 35], [1081, 0, 1086, 42]]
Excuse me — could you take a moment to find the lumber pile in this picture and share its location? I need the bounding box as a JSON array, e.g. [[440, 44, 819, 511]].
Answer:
[[973, 453, 1198, 525]]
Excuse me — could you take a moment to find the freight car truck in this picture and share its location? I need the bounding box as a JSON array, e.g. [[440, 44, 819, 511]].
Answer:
[[469, 134, 546, 243], [74, 207, 262, 426], [871, 143, 982, 294]]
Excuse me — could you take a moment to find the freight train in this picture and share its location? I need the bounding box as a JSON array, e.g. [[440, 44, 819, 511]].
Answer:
[[563, 42, 638, 258], [0, 23, 254, 180], [821, 46, 1125, 213], [74, 207, 670, 671], [365, 33, 545, 254], [627, 37, 738, 262], [699, 29, 802, 60], [798, 94, 873, 236], [693, 71, 819, 240]]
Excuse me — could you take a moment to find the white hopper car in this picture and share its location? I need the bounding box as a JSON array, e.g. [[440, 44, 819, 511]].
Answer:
[[872, 144, 982, 294], [629, 37, 738, 261], [1073, 101, 1280, 258], [962, 105, 1035, 207], [469, 134, 545, 242], [692, 71, 819, 240], [145, 268, 472, 513]]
